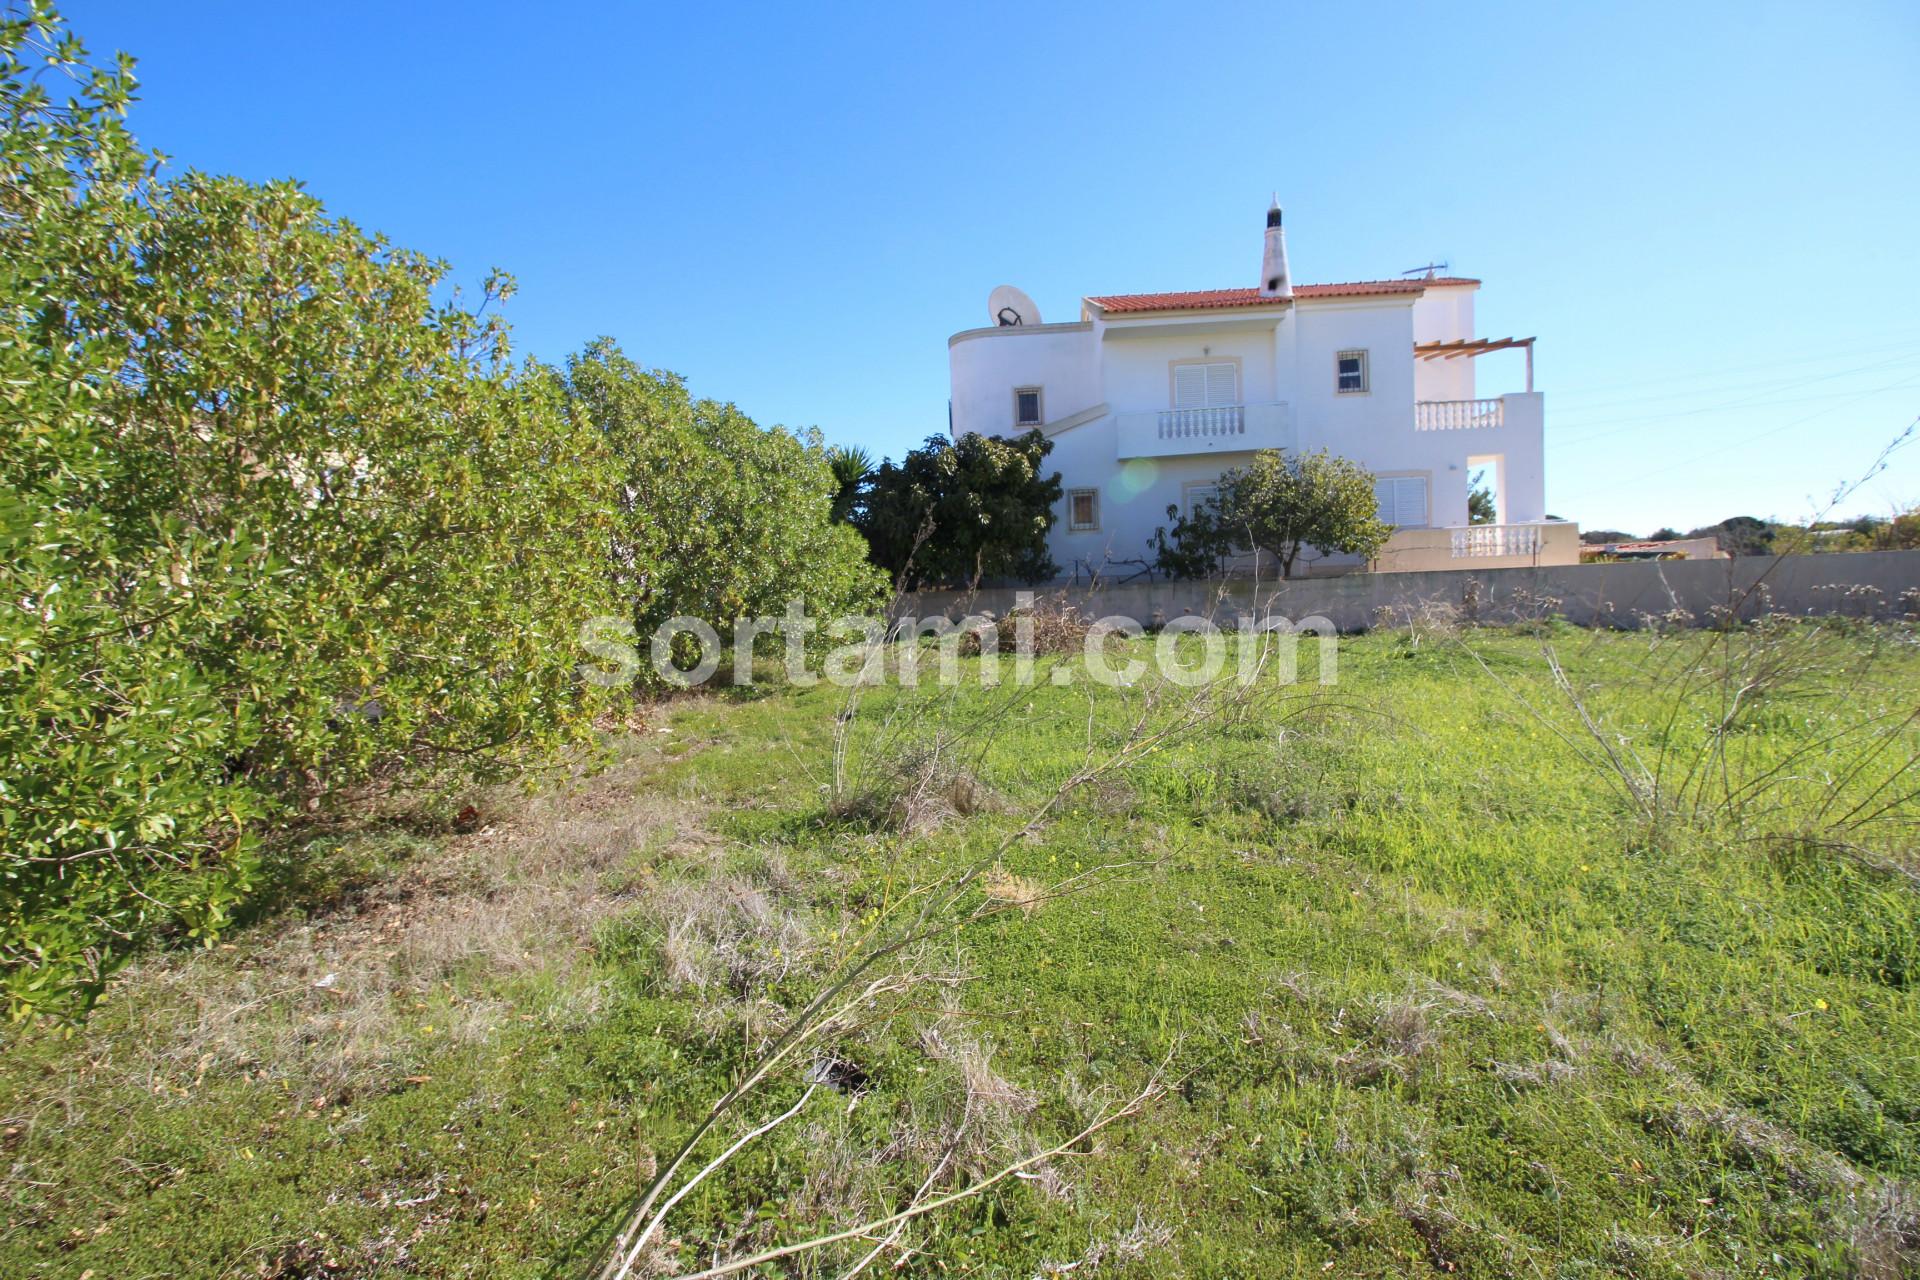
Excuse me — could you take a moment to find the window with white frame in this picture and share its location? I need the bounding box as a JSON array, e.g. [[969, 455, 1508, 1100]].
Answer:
[[1067, 488, 1099, 532], [1336, 349, 1369, 394], [1013, 386, 1043, 428], [1172, 361, 1238, 409], [1185, 482, 1222, 517], [1372, 475, 1429, 528]]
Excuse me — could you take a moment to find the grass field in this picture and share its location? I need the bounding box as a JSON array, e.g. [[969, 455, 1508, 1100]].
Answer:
[[3, 621, 1917, 1278]]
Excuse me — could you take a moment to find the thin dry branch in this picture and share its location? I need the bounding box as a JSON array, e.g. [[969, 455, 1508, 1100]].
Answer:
[[832, 1105, 969, 1279], [601, 617, 1282, 1279], [657, 1063, 1172, 1280], [608, 1083, 822, 1278]]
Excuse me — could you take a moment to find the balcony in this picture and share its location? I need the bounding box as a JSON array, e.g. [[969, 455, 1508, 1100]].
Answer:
[[1114, 401, 1293, 460], [1450, 523, 1543, 558], [1372, 520, 1580, 572], [1415, 398, 1504, 431]]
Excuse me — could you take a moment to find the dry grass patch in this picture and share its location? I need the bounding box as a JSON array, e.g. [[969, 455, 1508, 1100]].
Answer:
[[30, 731, 716, 1104], [636, 859, 815, 1000], [981, 863, 1047, 917], [1035, 1210, 1175, 1276], [954, 595, 1095, 658], [663, 1002, 1061, 1277], [918, 1022, 1037, 1128], [1850, 1180, 1920, 1280], [830, 742, 1005, 836], [1334, 993, 1451, 1086], [1373, 598, 1466, 650]]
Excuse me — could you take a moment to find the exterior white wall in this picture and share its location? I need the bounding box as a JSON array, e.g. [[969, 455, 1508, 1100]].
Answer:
[[1094, 325, 1283, 411], [1289, 301, 1418, 460], [1492, 392, 1545, 523], [945, 282, 1549, 581], [1043, 426, 1263, 576], [1410, 283, 1477, 402], [948, 323, 1099, 437]]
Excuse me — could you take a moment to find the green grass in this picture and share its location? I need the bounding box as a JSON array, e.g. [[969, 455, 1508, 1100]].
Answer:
[[3, 624, 1916, 1277]]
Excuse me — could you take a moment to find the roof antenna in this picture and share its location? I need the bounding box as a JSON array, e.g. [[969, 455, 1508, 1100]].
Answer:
[[1401, 261, 1448, 280]]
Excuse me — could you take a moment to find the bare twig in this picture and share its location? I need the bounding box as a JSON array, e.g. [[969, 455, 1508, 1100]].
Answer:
[[607, 1083, 822, 1279], [658, 1063, 1173, 1280]]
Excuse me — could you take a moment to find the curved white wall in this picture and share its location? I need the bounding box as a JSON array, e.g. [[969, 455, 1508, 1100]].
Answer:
[[948, 324, 1100, 438]]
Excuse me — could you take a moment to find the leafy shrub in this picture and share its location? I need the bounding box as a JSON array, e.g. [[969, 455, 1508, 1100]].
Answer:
[[855, 431, 1062, 587], [1152, 448, 1390, 579], [1149, 495, 1232, 581], [1, 12, 617, 1017], [562, 339, 886, 675]]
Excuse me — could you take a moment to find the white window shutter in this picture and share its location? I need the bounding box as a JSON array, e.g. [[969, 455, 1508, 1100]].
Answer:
[[1173, 364, 1207, 409], [1374, 477, 1428, 527], [1395, 477, 1428, 528], [1205, 362, 1237, 407]]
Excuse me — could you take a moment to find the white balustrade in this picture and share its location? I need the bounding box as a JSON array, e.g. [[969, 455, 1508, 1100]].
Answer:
[[1157, 404, 1244, 440], [1114, 402, 1291, 459], [1450, 523, 1545, 558], [1416, 398, 1505, 431]]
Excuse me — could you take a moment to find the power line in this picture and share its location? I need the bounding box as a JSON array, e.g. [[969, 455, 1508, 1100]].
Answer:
[[1552, 355, 1920, 443], [1547, 330, 1920, 399], [1555, 351, 1920, 432], [1551, 344, 1920, 416], [1630, 387, 1920, 486]]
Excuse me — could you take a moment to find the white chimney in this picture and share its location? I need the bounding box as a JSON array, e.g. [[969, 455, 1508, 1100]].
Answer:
[[1259, 195, 1292, 299]]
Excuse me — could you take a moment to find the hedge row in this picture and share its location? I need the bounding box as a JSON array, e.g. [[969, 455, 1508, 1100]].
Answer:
[[0, 10, 881, 1018]]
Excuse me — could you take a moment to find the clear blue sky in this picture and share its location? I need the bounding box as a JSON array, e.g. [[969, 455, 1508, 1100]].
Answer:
[[71, 0, 1920, 534]]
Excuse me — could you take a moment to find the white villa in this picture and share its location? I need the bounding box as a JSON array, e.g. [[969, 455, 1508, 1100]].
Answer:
[[947, 202, 1578, 578]]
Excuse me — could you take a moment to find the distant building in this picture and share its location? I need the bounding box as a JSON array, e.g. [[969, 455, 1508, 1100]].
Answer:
[[1580, 536, 1728, 562], [947, 201, 1577, 577]]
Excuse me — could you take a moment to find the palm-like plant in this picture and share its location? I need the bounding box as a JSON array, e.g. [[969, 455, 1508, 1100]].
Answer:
[[826, 444, 874, 523]]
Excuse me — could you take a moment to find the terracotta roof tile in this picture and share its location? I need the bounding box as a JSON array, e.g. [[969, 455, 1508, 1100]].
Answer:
[[1085, 277, 1480, 314]]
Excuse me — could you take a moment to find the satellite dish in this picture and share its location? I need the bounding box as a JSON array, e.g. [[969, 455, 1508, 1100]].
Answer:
[[988, 285, 1042, 328]]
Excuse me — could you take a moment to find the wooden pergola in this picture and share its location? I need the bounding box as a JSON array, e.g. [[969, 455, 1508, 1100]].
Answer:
[[1412, 336, 1536, 391]]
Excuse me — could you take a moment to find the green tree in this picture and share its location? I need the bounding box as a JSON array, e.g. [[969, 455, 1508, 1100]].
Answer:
[[1467, 469, 1497, 525], [1154, 450, 1389, 580], [0, 8, 620, 1017], [856, 431, 1062, 588], [563, 340, 885, 666], [1878, 506, 1920, 551], [1688, 515, 1776, 557]]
